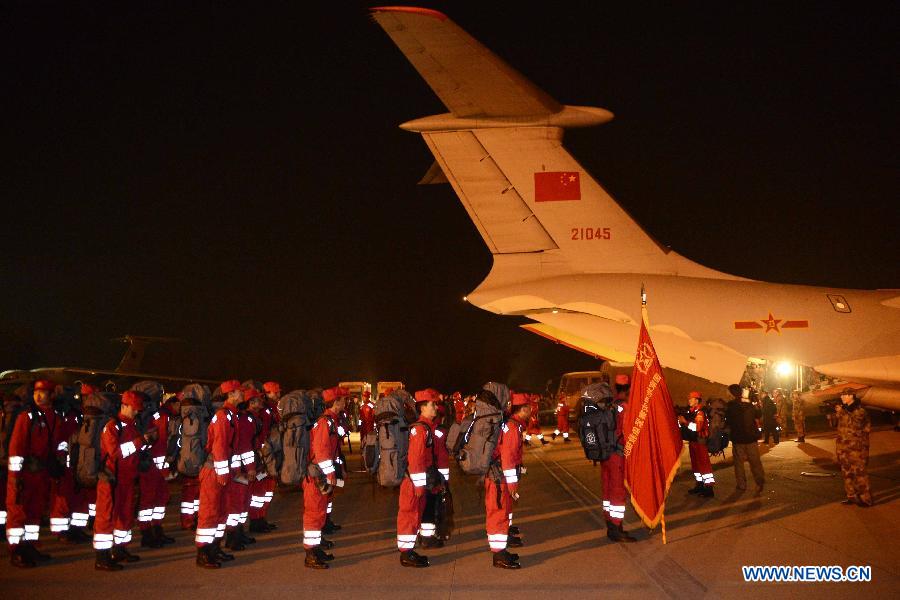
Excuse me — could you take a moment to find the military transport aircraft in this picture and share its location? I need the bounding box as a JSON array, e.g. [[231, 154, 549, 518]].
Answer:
[[0, 335, 219, 392], [370, 6, 900, 411]]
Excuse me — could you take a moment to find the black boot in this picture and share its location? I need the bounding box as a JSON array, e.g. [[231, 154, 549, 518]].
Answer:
[[213, 540, 235, 561], [540, 437, 549, 445], [249, 518, 269, 534], [153, 524, 176, 545], [322, 516, 341, 534], [419, 535, 444, 549], [698, 485, 715, 498], [320, 538, 335, 550], [508, 526, 520, 536], [607, 521, 637, 543], [10, 545, 36, 569], [238, 524, 256, 545], [563, 436, 571, 443], [492, 549, 521, 569], [67, 528, 92, 544], [224, 530, 245, 551], [141, 527, 163, 548], [94, 549, 123, 571], [687, 481, 704, 495], [196, 545, 221, 569], [316, 546, 335, 562], [400, 550, 429, 568], [110, 545, 140, 563], [23, 542, 51, 562], [797, 436, 805, 443], [263, 519, 277, 531], [507, 535, 524, 548], [617, 523, 638, 542], [305, 547, 329, 569]]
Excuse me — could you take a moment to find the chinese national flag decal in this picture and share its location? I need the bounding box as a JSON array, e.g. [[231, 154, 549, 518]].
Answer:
[[534, 171, 581, 201], [622, 318, 682, 530]]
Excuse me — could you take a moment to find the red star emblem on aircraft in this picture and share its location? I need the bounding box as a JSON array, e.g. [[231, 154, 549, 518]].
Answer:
[[761, 312, 782, 333]]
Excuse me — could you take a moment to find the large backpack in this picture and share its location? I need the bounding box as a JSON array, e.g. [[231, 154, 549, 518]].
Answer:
[[705, 398, 730, 456], [176, 399, 209, 477], [578, 382, 619, 462], [279, 390, 311, 485], [371, 391, 410, 487], [72, 392, 117, 488], [131, 380, 164, 432], [455, 394, 503, 476]]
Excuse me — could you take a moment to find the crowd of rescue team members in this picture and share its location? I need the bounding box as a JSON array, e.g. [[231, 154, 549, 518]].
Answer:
[[1, 374, 874, 572]]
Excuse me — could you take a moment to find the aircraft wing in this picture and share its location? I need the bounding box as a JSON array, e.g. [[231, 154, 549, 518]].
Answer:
[[370, 7, 562, 117]]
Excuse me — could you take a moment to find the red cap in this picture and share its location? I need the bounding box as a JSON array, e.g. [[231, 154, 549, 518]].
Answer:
[[121, 390, 144, 411], [414, 389, 440, 403], [363, 390, 371, 398], [263, 381, 281, 394], [511, 393, 530, 406], [322, 387, 339, 404], [615, 374, 630, 385], [243, 387, 262, 401], [33, 380, 55, 392], [80, 383, 98, 396], [451, 391, 461, 400], [689, 391, 702, 399], [220, 380, 242, 394], [338, 386, 350, 397]]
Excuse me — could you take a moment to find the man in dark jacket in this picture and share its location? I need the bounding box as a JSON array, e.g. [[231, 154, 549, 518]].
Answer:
[[725, 385, 765, 494]]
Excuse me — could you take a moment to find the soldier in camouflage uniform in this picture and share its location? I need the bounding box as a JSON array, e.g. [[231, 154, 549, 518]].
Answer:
[[790, 390, 806, 442], [834, 388, 872, 507]]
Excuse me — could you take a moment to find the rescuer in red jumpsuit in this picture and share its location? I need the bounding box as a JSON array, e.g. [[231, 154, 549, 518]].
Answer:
[[396, 389, 441, 567], [525, 393, 545, 445], [223, 387, 259, 551], [485, 391, 529, 569], [302, 387, 345, 569], [602, 375, 637, 543], [6, 380, 58, 568], [92, 390, 153, 571], [552, 393, 570, 442], [194, 379, 243, 569], [138, 394, 177, 548], [249, 387, 277, 533], [358, 390, 376, 440], [680, 391, 715, 497]]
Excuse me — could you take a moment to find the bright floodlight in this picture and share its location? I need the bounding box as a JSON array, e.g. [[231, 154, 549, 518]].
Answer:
[[775, 361, 793, 376]]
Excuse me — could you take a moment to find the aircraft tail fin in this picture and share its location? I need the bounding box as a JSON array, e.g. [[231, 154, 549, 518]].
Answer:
[[112, 335, 183, 373]]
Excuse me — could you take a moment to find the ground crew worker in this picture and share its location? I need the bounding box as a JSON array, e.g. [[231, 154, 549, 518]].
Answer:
[[791, 389, 806, 442], [835, 388, 873, 507], [194, 379, 243, 569], [552, 392, 570, 442], [486, 390, 528, 569], [421, 392, 452, 545], [595, 380, 637, 542], [248, 388, 276, 533], [6, 380, 59, 568], [138, 393, 177, 548], [302, 386, 345, 569], [93, 390, 153, 571], [396, 389, 441, 567], [679, 391, 715, 497]]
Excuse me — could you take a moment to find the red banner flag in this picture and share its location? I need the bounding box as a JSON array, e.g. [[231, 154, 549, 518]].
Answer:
[[534, 171, 581, 201], [622, 317, 682, 530]]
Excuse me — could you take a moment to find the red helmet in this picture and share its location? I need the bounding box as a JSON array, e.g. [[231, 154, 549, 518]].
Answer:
[[689, 391, 702, 399], [511, 393, 530, 406], [220, 380, 242, 394], [322, 387, 340, 405], [262, 381, 281, 394], [243, 387, 262, 401]]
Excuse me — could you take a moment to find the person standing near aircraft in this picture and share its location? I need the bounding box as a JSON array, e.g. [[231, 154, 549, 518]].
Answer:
[[6, 380, 59, 568], [552, 393, 570, 442], [760, 390, 779, 445], [679, 391, 715, 497], [725, 385, 765, 494], [92, 390, 152, 571], [791, 390, 806, 442], [835, 388, 873, 507]]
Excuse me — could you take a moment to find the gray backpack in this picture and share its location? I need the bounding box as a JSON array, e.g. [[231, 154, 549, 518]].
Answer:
[[176, 384, 211, 477], [455, 390, 504, 476], [279, 390, 311, 485], [372, 391, 411, 488], [72, 392, 117, 488]]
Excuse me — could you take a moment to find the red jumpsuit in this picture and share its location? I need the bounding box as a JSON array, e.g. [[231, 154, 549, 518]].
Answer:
[[138, 406, 172, 531], [554, 399, 570, 439], [485, 415, 525, 552], [687, 406, 714, 487], [225, 410, 256, 529], [397, 417, 435, 549], [303, 408, 340, 549], [248, 405, 273, 520], [358, 400, 375, 440], [454, 398, 466, 424], [49, 409, 78, 535], [420, 420, 450, 539], [92, 415, 143, 549], [526, 395, 542, 441], [194, 405, 236, 547], [5, 408, 55, 548], [601, 401, 627, 525]]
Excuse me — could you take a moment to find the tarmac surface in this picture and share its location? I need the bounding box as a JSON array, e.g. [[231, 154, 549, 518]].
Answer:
[[2, 426, 898, 599]]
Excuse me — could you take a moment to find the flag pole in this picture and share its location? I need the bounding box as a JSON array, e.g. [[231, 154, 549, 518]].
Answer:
[[642, 283, 668, 544]]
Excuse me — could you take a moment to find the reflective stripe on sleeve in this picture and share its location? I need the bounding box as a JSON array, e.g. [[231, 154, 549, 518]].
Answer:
[[8, 456, 24, 472], [318, 459, 335, 475], [409, 472, 427, 487], [120, 440, 137, 457], [503, 468, 518, 484]]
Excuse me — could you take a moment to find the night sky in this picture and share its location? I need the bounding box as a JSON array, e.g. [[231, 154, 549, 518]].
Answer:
[[3, 3, 897, 392]]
